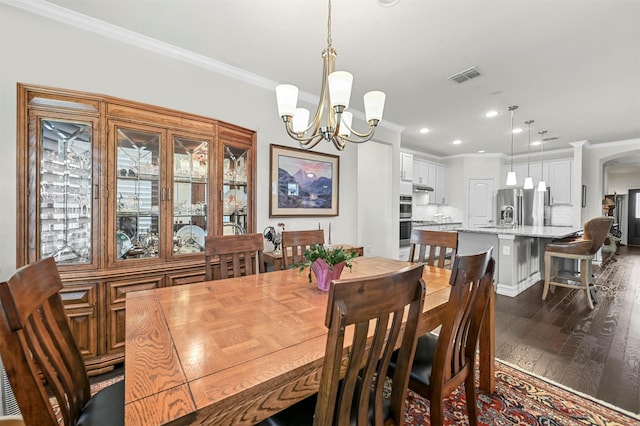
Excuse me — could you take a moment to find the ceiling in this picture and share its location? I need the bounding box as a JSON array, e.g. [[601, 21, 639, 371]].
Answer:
[[32, 0, 640, 158]]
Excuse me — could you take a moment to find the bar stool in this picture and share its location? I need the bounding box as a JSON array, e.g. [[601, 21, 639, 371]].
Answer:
[[542, 217, 613, 309]]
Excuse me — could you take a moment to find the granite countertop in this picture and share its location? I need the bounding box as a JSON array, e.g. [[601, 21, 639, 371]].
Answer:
[[456, 225, 581, 239], [412, 220, 462, 226]]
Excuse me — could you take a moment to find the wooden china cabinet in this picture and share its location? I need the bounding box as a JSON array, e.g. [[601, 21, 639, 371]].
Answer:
[[16, 84, 256, 374]]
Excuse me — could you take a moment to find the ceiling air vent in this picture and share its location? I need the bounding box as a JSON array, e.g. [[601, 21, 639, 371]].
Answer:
[[448, 66, 481, 83], [542, 135, 559, 142]]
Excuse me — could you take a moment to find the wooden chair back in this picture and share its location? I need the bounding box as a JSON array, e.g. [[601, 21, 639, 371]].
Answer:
[[0, 257, 91, 426], [430, 249, 494, 417], [314, 263, 425, 425], [280, 230, 325, 269], [205, 233, 265, 280], [409, 229, 458, 268]]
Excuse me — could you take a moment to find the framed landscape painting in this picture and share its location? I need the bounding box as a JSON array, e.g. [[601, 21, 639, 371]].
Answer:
[[269, 144, 339, 217]]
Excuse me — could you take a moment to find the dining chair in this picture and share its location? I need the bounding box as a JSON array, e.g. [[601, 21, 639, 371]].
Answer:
[[0, 257, 124, 426], [408, 229, 458, 269], [388, 248, 494, 426], [542, 216, 613, 309], [259, 263, 426, 426], [204, 233, 265, 280], [280, 230, 325, 269]]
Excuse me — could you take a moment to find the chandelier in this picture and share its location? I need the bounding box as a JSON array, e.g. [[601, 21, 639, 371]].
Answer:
[[275, 0, 386, 151], [505, 105, 518, 186]]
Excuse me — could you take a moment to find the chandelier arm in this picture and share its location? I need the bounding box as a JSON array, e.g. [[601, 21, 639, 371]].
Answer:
[[283, 119, 318, 143], [300, 134, 325, 150], [340, 120, 379, 140], [331, 136, 347, 151]]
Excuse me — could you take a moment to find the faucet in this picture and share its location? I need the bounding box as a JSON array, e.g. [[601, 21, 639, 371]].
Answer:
[[502, 205, 515, 227]]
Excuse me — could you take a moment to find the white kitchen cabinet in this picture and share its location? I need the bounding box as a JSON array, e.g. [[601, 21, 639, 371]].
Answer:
[[433, 164, 448, 204], [413, 159, 437, 188], [547, 159, 572, 205], [413, 160, 429, 184], [400, 152, 413, 181]]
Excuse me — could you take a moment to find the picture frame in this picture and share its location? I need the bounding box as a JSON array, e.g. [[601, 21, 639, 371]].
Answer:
[[269, 144, 339, 217]]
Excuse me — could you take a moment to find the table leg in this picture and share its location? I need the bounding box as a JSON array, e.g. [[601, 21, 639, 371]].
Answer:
[[478, 289, 495, 393]]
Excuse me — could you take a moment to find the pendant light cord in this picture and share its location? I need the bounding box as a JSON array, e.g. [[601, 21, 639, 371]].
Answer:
[[525, 120, 534, 175], [508, 105, 518, 172]]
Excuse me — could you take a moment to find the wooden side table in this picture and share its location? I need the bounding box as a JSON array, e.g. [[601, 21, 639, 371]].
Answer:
[[264, 244, 365, 271]]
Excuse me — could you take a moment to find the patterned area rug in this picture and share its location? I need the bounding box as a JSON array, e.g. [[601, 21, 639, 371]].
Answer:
[[396, 359, 639, 425], [73, 359, 638, 425]]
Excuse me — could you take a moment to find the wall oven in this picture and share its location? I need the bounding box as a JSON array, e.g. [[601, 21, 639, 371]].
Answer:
[[399, 219, 412, 246], [399, 195, 413, 246], [400, 195, 412, 219]]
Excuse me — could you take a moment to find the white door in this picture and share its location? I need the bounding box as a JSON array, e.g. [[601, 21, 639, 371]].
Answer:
[[468, 179, 495, 226]]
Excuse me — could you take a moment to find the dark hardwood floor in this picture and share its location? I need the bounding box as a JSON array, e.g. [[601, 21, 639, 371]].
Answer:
[[495, 244, 640, 414]]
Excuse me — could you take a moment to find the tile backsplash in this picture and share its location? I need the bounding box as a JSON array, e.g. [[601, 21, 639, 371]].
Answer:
[[549, 205, 573, 226]]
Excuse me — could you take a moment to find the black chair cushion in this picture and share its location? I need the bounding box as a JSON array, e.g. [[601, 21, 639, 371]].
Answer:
[[389, 332, 438, 389], [258, 378, 389, 426], [76, 380, 124, 426]]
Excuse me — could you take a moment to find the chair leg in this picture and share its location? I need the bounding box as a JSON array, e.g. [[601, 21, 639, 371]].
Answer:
[[465, 374, 478, 426], [581, 259, 594, 309], [429, 392, 445, 426], [542, 252, 552, 300]]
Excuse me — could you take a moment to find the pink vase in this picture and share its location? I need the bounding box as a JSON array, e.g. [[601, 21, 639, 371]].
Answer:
[[311, 259, 346, 292]]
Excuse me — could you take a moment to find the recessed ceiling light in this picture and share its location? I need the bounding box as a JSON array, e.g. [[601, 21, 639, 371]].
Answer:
[[512, 128, 523, 134], [531, 141, 542, 146], [377, 0, 400, 6], [452, 139, 462, 145], [419, 127, 430, 134], [484, 110, 499, 118], [478, 150, 486, 153]]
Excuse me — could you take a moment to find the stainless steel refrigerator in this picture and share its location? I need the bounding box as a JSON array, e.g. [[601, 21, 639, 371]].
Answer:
[[496, 187, 551, 226]]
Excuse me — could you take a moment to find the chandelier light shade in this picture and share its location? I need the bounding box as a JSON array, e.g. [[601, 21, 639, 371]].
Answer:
[[537, 130, 547, 192], [505, 105, 518, 186], [523, 119, 534, 189], [275, 0, 385, 151]]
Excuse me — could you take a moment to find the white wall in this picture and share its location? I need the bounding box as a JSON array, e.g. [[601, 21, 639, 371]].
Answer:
[[582, 139, 640, 224], [607, 169, 640, 195], [0, 4, 401, 279], [357, 140, 398, 258]]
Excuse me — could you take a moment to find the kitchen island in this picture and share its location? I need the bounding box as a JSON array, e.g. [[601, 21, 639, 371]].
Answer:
[[456, 226, 581, 296]]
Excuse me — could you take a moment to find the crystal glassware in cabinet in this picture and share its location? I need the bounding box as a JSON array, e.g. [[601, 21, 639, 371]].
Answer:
[[115, 126, 161, 259], [172, 135, 209, 254], [222, 145, 249, 234], [39, 119, 93, 265]]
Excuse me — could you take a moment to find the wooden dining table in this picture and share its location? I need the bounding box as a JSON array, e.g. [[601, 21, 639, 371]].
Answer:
[[124, 256, 495, 425]]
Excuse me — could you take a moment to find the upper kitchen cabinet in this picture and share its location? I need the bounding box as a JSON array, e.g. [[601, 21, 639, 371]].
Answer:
[[17, 84, 256, 373], [400, 152, 413, 181], [433, 163, 448, 204], [413, 159, 434, 186], [546, 159, 572, 205]]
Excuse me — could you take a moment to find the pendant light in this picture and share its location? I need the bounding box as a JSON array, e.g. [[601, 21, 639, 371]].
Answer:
[[505, 105, 518, 186], [523, 120, 534, 189], [537, 130, 547, 192]]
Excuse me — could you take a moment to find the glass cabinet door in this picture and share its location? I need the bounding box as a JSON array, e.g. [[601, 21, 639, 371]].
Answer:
[[39, 119, 94, 265], [172, 134, 209, 254], [222, 144, 249, 235], [114, 126, 162, 260]]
